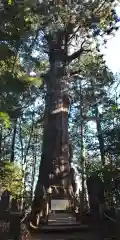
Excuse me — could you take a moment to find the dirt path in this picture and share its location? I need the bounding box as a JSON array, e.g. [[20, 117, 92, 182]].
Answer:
[[30, 231, 107, 240], [30, 232, 95, 240], [30, 222, 116, 240]]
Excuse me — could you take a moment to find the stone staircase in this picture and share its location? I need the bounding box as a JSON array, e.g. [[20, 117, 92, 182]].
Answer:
[[48, 212, 78, 226], [40, 212, 88, 232]]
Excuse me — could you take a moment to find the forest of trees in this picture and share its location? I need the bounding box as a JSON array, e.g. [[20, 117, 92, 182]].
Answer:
[[0, 0, 120, 215]]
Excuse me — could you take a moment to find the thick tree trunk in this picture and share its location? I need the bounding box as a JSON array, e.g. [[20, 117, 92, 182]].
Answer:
[[32, 80, 71, 201], [31, 37, 75, 219], [39, 81, 70, 184]]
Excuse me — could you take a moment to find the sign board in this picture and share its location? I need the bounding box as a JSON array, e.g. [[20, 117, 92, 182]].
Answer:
[[51, 199, 69, 211]]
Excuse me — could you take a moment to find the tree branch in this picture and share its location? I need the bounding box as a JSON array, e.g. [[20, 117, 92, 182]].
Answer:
[[69, 69, 82, 76], [94, 0, 106, 14], [67, 41, 91, 62], [68, 25, 81, 42]]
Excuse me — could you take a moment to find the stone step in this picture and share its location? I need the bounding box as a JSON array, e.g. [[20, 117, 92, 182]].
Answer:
[[48, 212, 80, 227], [49, 213, 76, 221], [48, 219, 78, 225], [49, 217, 77, 222], [49, 213, 76, 219], [48, 221, 80, 226], [37, 224, 88, 232]]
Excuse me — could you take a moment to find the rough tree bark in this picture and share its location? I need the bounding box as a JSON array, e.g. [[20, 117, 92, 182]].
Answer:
[[38, 80, 71, 189], [31, 33, 76, 220]]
